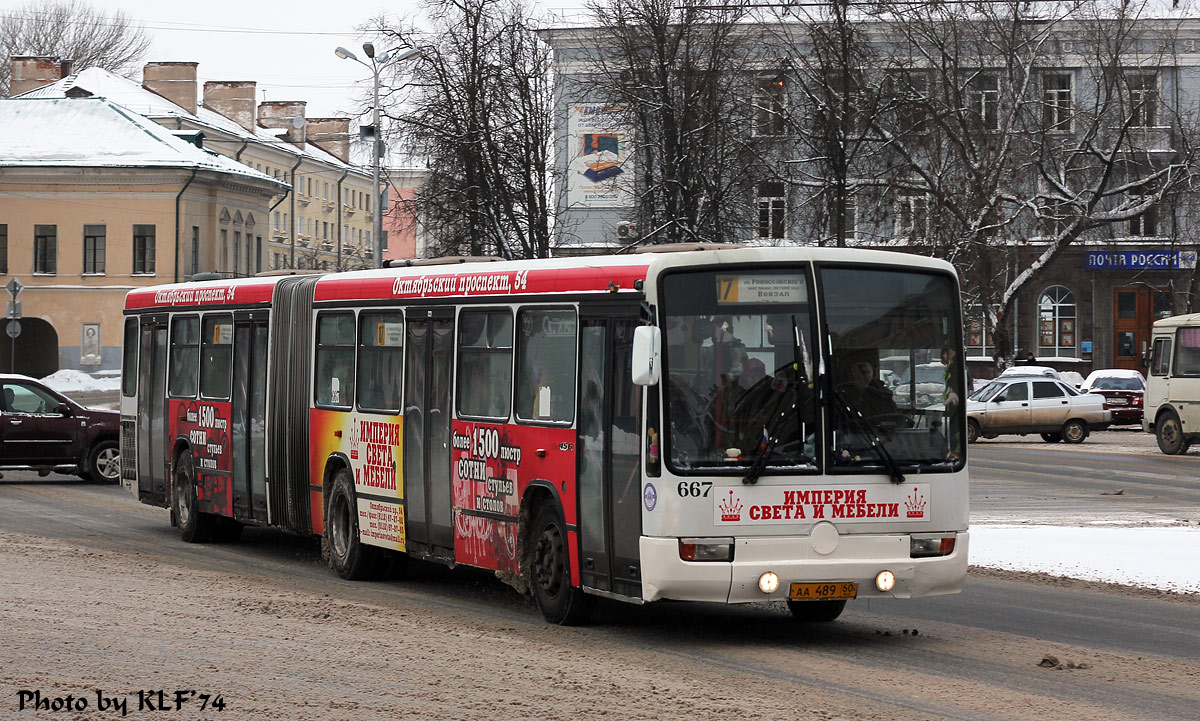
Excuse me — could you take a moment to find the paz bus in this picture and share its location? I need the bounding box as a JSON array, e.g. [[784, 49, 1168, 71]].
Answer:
[[1144, 312, 1200, 454], [120, 244, 968, 624]]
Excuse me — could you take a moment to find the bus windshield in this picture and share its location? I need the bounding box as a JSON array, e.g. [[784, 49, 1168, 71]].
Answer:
[[823, 266, 964, 469], [661, 268, 818, 473]]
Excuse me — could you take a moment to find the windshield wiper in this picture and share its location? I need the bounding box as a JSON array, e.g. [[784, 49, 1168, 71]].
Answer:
[[830, 384, 906, 484], [744, 316, 811, 485]]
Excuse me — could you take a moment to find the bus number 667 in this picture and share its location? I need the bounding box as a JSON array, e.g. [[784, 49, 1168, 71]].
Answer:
[[677, 481, 713, 498]]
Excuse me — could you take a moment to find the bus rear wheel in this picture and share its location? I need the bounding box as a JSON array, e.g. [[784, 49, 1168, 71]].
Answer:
[[787, 599, 847, 623], [326, 468, 380, 580], [531, 504, 594, 625], [1156, 411, 1191, 455], [174, 452, 213, 543]]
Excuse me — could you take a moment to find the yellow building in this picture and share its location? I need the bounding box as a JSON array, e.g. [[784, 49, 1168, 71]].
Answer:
[[0, 96, 286, 377]]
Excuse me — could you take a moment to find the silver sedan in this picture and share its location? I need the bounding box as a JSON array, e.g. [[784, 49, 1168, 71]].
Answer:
[[966, 375, 1111, 444]]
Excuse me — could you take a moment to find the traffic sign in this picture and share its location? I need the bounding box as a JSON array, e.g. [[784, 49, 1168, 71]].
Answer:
[[5, 278, 22, 298], [6, 300, 20, 319], [6, 320, 20, 338]]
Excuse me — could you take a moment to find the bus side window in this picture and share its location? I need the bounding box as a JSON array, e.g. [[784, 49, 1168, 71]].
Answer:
[[457, 309, 513, 420], [168, 315, 200, 398], [315, 312, 356, 408], [121, 317, 139, 397], [1151, 337, 1171, 376], [515, 308, 577, 424], [200, 314, 234, 400]]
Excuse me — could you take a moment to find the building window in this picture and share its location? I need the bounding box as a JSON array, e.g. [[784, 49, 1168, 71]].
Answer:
[[233, 231, 241, 277], [133, 225, 156, 275], [1037, 285, 1076, 358], [1129, 191, 1158, 237], [1038, 197, 1070, 238], [82, 224, 106, 274], [966, 305, 999, 359], [381, 230, 389, 251], [756, 181, 786, 240], [0, 224, 7, 274], [256, 236, 262, 274], [191, 227, 200, 278], [273, 212, 280, 231], [968, 72, 1001, 131], [1127, 72, 1158, 127], [894, 189, 929, 240], [892, 70, 929, 134], [34, 224, 56, 274], [754, 75, 787, 136], [1043, 73, 1073, 131]]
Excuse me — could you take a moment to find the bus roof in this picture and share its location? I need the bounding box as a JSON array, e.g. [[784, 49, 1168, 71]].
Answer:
[[1153, 312, 1200, 329], [124, 246, 955, 311]]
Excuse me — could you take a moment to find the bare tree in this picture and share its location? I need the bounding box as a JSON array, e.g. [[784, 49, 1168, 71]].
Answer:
[[370, 0, 557, 259], [576, 0, 770, 245], [1, 0, 150, 96], [850, 0, 1200, 362]]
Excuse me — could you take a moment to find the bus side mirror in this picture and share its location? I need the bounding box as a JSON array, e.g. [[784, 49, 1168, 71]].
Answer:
[[631, 326, 661, 386]]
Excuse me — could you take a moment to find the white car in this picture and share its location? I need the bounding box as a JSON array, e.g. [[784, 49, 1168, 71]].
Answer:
[[967, 375, 1111, 443]]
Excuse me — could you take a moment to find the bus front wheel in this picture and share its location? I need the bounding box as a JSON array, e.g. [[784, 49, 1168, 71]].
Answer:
[[787, 599, 846, 623], [1157, 411, 1191, 455], [531, 504, 594, 625], [174, 452, 213, 543], [325, 468, 380, 580]]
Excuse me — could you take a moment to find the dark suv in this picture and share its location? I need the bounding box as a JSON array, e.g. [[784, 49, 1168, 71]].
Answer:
[[0, 373, 120, 482]]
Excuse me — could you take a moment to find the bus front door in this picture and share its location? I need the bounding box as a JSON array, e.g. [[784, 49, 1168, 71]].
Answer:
[[136, 316, 169, 506], [403, 309, 455, 560], [577, 314, 643, 600]]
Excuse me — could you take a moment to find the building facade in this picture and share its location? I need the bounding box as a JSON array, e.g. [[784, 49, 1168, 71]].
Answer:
[[541, 12, 1200, 376], [0, 97, 285, 376]]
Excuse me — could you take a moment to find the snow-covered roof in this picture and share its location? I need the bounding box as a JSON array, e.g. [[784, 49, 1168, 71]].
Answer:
[[19, 67, 364, 174], [0, 97, 287, 187]]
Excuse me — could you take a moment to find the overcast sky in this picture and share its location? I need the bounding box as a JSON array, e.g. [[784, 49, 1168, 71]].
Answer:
[[1, 0, 589, 119]]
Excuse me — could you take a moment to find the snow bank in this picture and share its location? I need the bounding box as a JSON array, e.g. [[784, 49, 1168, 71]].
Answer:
[[971, 524, 1200, 594], [40, 369, 121, 392]]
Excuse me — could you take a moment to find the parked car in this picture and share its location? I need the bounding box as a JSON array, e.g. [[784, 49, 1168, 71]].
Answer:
[[998, 364, 1061, 379], [966, 375, 1111, 443], [0, 373, 120, 482], [1080, 369, 1147, 425], [893, 361, 947, 409]]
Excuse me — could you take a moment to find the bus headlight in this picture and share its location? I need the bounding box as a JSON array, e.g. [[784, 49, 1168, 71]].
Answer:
[[875, 570, 896, 592], [910, 534, 956, 558], [678, 538, 734, 562], [758, 571, 780, 594]]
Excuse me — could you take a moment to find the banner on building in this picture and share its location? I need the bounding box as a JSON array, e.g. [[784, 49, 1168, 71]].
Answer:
[[566, 104, 632, 208], [1086, 250, 1198, 270]]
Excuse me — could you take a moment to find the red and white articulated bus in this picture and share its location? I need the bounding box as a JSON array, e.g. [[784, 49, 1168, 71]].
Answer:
[[120, 244, 968, 624]]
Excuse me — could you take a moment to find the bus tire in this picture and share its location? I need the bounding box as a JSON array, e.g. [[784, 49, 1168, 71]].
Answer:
[[1061, 419, 1088, 444], [174, 452, 213, 543], [966, 420, 980, 444], [1156, 411, 1190, 455], [787, 599, 846, 623], [84, 439, 120, 484], [326, 468, 380, 581], [531, 504, 594, 625]]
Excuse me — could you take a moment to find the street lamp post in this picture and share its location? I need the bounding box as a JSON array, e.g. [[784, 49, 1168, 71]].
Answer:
[[335, 43, 421, 269]]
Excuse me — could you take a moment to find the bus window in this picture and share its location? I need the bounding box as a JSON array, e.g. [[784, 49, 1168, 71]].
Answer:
[[121, 317, 138, 397], [168, 315, 199, 398], [1175, 328, 1200, 376], [357, 311, 404, 413], [457, 309, 513, 420], [1151, 337, 1171, 376], [515, 308, 576, 424], [200, 314, 234, 400], [316, 312, 356, 408]]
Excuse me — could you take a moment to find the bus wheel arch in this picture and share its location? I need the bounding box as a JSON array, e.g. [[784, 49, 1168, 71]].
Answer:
[[523, 487, 594, 625], [174, 445, 213, 543]]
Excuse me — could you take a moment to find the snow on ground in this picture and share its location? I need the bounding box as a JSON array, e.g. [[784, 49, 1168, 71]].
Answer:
[[40, 369, 121, 392], [971, 524, 1200, 594]]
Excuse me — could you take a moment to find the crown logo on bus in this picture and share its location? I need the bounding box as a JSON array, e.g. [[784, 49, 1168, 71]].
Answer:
[[719, 490, 743, 522], [904, 487, 927, 518]]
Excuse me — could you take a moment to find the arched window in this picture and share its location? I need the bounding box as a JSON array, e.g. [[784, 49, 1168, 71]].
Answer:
[[1037, 285, 1076, 358]]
